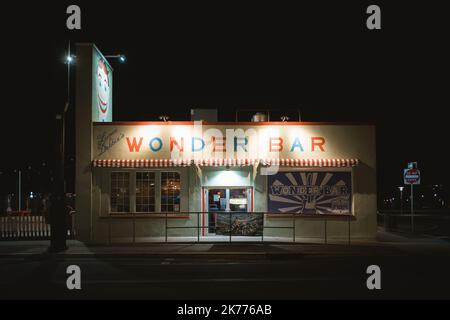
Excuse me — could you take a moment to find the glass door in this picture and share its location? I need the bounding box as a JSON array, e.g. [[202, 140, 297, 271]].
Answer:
[[205, 188, 254, 236], [207, 189, 226, 233], [229, 188, 248, 212], [228, 188, 261, 236]]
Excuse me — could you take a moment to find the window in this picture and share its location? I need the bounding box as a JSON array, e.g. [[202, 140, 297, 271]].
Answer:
[[161, 172, 180, 212], [110, 172, 130, 213], [136, 172, 156, 213], [109, 171, 182, 214]]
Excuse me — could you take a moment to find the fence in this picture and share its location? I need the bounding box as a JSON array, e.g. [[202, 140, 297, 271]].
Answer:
[[0, 215, 75, 240], [105, 212, 353, 244], [378, 210, 450, 236]]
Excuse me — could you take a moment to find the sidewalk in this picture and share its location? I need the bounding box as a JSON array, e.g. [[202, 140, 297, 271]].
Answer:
[[1, 229, 450, 258]]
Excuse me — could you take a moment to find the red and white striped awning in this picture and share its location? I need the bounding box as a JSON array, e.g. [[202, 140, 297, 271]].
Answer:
[[93, 158, 360, 168], [93, 159, 191, 168], [259, 158, 359, 167]]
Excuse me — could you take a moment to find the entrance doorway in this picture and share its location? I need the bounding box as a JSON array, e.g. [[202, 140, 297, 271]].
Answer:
[[207, 188, 249, 233], [204, 188, 261, 237]]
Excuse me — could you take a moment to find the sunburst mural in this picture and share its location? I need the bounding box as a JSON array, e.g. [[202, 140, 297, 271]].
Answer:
[[267, 171, 352, 215]]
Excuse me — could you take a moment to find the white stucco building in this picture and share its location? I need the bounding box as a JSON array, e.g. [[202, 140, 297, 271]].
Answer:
[[75, 44, 377, 244]]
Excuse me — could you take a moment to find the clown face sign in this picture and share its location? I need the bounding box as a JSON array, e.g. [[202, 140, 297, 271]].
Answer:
[[92, 48, 113, 122], [96, 60, 110, 117]]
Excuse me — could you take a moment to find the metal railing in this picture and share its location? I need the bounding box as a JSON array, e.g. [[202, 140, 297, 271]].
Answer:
[[164, 212, 294, 243], [105, 212, 354, 245], [377, 210, 450, 236]]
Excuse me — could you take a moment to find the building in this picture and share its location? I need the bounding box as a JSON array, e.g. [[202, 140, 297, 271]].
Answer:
[[75, 44, 377, 243]]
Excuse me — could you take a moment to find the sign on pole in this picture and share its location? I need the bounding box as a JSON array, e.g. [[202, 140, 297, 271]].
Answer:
[[404, 168, 420, 185], [404, 163, 420, 233]]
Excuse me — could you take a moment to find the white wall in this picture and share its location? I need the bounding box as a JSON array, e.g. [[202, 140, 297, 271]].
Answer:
[[202, 168, 252, 187], [79, 124, 377, 243]]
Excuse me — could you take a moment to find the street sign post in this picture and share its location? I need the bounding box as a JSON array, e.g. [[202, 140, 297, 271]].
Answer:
[[404, 164, 421, 233], [404, 168, 420, 185]]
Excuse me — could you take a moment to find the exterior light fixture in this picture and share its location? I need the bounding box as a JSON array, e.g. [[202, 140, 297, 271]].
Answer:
[[159, 115, 170, 122], [66, 55, 76, 64], [398, 186, 405, 214], [105, 54, 127, 63]]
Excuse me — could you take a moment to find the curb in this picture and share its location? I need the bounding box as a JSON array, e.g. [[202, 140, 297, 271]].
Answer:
[[0, 251, 306, 259]]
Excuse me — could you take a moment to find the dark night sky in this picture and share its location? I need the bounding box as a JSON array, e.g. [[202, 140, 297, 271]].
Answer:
[[1, 1, 449, 197]]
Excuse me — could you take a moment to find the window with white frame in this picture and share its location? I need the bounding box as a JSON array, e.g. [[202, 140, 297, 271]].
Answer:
[[110, 172, 130, 213], [109, 171, 181, 214], [161, 172, 181, 212], [136, 172, 156, 213]]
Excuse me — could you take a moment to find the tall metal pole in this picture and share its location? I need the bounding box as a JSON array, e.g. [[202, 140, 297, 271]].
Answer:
[[411, 184, 414, 233], [63, 40, 70, 191], [400, 189, 403, 214], [49, 41, 70, 252], [18, 170, 21, 211], [67, 41, 70, 103]]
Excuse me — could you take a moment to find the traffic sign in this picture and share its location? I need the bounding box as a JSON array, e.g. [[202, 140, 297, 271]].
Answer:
[[404, 168, 420, 185]]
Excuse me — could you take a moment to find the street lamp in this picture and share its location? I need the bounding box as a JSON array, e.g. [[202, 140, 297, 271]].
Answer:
[[49, 45, 126, 252], [105, 54, 126, 63], [49, 41, 74, 253], [66, 55, 75, 64], [398, 186, 404, 214]]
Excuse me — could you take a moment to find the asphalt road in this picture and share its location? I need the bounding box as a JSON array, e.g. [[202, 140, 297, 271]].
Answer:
[[1, 254, 450, 299]]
